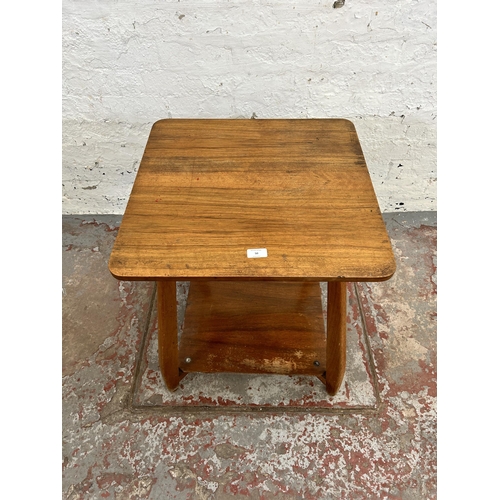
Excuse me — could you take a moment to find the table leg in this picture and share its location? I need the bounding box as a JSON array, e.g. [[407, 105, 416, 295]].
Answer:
[[324, 281, 346, 396], [157, 280, 185, 391]]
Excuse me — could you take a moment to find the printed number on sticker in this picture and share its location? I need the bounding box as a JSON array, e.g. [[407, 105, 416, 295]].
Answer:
[[247, 248, 268, 258]]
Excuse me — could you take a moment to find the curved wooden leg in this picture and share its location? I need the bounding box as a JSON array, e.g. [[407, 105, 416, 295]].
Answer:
[[324, 281, 346, 396], [157, 280, 184, 391]]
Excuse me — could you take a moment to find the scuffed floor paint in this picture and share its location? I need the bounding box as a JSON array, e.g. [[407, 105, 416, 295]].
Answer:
[[62, 212, 436, 499], [133, 281, 378, 410]]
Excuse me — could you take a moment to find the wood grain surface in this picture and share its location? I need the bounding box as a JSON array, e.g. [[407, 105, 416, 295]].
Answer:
[[157, 280, 185, 391], [179, 281, 327, 375], [109, 119, 395, 281], [325, 281, 346, 395]]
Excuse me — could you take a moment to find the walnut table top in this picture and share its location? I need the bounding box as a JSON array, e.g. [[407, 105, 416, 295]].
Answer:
[[109, 119, 395, 282]]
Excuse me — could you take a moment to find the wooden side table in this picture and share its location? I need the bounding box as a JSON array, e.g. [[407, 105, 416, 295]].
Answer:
[[109, 119, 396, 396]]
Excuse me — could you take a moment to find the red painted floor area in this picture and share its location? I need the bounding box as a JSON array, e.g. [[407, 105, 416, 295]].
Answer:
[[62, 211, 436, 499]]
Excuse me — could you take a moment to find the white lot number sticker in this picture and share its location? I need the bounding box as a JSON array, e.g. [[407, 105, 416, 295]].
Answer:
[[247, 248, 268, 258]]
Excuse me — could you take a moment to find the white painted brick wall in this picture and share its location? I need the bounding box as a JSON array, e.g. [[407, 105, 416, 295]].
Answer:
[[62, 0, 436, 214]]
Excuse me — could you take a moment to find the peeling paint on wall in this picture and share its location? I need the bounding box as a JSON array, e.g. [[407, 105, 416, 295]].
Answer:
[[62, 0, 437, 214]]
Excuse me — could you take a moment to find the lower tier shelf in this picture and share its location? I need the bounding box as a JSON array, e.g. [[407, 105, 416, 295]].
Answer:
[[179, 281, 326, 376]]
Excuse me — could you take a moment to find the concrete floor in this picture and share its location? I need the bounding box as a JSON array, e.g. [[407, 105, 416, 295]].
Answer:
[[62, 211, 436, 499]]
